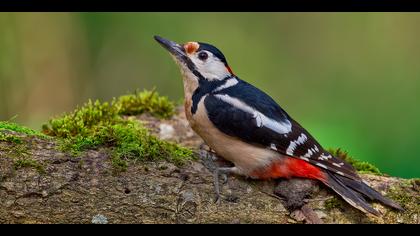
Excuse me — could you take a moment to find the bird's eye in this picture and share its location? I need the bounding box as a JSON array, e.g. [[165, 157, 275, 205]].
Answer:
[[198, 52, 208, 61]]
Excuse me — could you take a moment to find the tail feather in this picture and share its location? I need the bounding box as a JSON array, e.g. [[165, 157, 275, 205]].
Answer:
[[332, 173, 404, 211], [325, 172, 381, 216], [322, 171, 404, 216]]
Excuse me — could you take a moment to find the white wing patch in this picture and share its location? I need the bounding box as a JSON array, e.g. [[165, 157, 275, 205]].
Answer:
[[303, 148, 314, 158], [214, 94, 292, 134], [270, 143, 278, 151], [332, 162, 345, 168], [335, 171, 344, 176], [315, 163, 328, 169], [286, 133, 307, 156], [299, 157, 310, 162], [213, 78, 239, 92], [302, 145, 320, 158], [318, 153, 332, 161]]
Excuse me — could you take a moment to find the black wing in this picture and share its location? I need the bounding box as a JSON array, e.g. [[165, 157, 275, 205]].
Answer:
[[205, 79, 359, 180]]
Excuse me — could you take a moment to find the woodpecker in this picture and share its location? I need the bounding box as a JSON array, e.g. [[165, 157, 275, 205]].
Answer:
[[154, 35, 403, 216]]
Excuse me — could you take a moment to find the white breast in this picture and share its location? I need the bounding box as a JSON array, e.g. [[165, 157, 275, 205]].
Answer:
[[190, 96, 281, 176]]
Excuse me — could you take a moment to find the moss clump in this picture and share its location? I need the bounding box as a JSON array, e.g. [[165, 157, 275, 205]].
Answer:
[[328, 148, 381, 175], [42, 90, 194, 169], [42, 99, 117, 139], [0, 131, 23, 144], [42, 90, 175, 139], [114, 89, 175, 119], [0, 121, 46, 138], [0, 121, 48, 148], [13, 157, 45, 174]]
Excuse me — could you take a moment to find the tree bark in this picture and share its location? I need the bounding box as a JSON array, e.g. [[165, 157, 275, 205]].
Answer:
[[0, 110, 419, 224]]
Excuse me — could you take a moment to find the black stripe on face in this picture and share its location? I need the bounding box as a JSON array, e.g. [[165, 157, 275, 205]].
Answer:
[[183, 45, 232, 115], [183, 52, 222, 115], [191, 76, 232, 114], [197, 42, 228, 67]]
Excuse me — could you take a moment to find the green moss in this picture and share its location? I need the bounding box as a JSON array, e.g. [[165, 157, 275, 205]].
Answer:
[[111, 155, 128, 172], [386, 179, 419, 208], [0, 142, 29, 161], [59, 135, 102, 156], [100, 120, 193, 166], [13, 143, 30, 157], [42, 90, 175, 139], [383, 180, 419, 223], [328, 148, 382, 175], [0, 121, 46, 137], [42, 99, 118, 139], [387, 189, 411, 207], [0, 138, 45, 175], [0, 131, 23, 144], [324, 197, 343, 211], [42, 90, 194, 170], [114, 89, 175, 119], [13, 157, 45, 174]]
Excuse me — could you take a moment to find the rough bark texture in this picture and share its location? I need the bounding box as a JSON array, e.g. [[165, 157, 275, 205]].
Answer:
[[0, 110, 419, 224]]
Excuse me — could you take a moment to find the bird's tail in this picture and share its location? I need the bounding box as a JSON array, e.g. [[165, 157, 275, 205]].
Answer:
[[320, 170, 404, 216]]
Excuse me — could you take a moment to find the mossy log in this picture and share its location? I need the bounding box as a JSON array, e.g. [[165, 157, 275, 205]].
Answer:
[[0, 110, 419, 224]]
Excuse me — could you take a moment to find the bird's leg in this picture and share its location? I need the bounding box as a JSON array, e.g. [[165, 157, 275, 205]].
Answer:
[[198, 143, 236, 203], [198, 145, 219, 171]]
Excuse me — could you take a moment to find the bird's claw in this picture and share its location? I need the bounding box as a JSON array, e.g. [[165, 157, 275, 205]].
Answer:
[[213, 168, 233, 204]]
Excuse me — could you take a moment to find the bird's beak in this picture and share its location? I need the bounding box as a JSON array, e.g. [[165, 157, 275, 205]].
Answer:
[[154, 35, 187, 63]]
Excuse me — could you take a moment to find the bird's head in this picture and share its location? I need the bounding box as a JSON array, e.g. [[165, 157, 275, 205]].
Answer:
[[154, 35, 234, 81]]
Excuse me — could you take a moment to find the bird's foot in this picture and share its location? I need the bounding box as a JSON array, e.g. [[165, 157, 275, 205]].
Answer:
[[198, 143, 236, 204]]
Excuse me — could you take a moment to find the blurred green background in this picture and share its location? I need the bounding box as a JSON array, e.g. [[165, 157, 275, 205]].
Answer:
[[0, 13, 419, 178]]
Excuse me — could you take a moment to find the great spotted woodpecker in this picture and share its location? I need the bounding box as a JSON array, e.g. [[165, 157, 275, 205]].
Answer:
[[154, 35, 403, 216]]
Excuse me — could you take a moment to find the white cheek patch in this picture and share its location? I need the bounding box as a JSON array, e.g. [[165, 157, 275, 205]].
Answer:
[[191, 55, 230, 80], [214, 94, 292, 135]]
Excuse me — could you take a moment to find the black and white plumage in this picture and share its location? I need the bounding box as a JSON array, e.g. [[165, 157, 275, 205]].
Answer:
[[203, 77, 360, 179], [154, 35, 403, 216]]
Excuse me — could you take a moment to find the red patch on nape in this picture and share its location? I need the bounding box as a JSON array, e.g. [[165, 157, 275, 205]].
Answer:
[[251, 158, 326, 181], [226, 66, 234, 75], [184, 42, 199, 54]]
